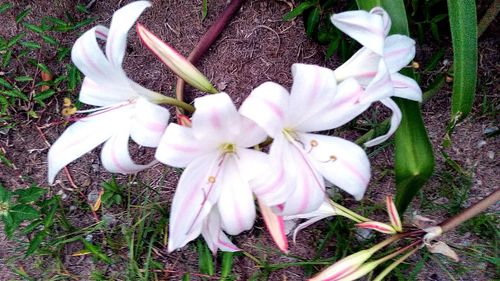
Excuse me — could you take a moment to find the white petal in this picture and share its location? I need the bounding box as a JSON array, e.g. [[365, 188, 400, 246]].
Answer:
[[130, 98, 169, 147], [71, 26, 127, 85], [296, 78, 370, 132], [361, 60, 394, 104], [287, 64, 337, 128], [155, 123, 213, 168], [391, 73, 423, 102], [238, 148, 289, 206], [100, 125, 152, 174], [384, 35, 416, 73], [217, 157, 256, 235], [250, 136, 297, 206], [167, 152, 224, 252], [364, 98, 402, 147], [47, 108, 123, 183], [334, 47, 380, 83], [331, 10, 385, 55], [79, 77, 137, 106], [300, 133, 370, 200], [239, 82, 288, 138], [371, 7, 392, 36], [234, 116, 268, 148], [191, 93, 241, 143], [105, 1, 151, 67], [279, 139, 326, 216], [202, 208, 240, 254]]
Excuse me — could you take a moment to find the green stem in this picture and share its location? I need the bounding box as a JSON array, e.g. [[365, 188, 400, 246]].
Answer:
[[156, 96, 195, 113], [331, 201, 370, 223]]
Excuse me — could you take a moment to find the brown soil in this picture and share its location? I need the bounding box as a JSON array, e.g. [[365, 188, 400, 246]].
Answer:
[[0, 0, 498, 280]]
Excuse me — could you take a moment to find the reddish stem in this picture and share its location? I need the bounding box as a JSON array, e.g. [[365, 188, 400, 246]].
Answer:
[[175, 0, 246, 117]]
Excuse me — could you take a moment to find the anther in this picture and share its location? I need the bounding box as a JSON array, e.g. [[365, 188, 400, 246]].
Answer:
[[330, 155, 337, 161], [208, 176, 216, 184], [310, 140, 318, 147]]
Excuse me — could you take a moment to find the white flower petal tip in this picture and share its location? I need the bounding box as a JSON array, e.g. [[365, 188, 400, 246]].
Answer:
[[308, 250, 372, 281], [386, 196, 402, 232], [136, 24, 217, 94], [259, 201, 289, 253], [363, 98, 402, 147], [356, 221, 397, 234], [330, 9, 386, 56]]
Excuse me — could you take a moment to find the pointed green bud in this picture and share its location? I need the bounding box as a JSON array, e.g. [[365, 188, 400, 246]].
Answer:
[[137, 24, 218, 94]]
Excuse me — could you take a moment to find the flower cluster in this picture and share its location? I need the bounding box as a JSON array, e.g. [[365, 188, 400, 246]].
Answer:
[[47, 1, 421, 256]]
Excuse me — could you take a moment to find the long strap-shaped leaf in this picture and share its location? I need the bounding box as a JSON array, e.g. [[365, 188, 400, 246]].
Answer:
[[356, 0, 435, 214], [448, 0, 478, 120]]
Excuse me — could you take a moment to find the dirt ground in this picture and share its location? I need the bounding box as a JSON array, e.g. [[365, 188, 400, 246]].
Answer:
[[0, 0, 498, 280]]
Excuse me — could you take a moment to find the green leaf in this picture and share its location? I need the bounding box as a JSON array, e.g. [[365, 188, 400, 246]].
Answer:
[[0, 77, 13, 89], [447, 0, 477, 120], [14, 76, 33, 82], [16, 8, 31, 24], [43, 204, 58, 228], [197, 239, 214, 276], [82, 240, 112, 264], [7, 33, 25, 48], [23, 22, 44, 34], [1, 89, 29, 102], [201, 0, 208, 20], [37, 62, 50, 74], [10, 204, 39, 221], [22, 220, 43, 235], [283, 2, 315, 21], [15, 186, 46, 203], [2, 213, 16, 238], [220, 252, 234, 279], [2, 49, 12, 67], [40, 34, 59, 46], [67, 64, 79, 91], [356, 0, 435, 214], [34, 89, 56, 105], [57, 47, 71, 61], [0, 184, 12, 202], [20, 41, 41, 49], [0, 3, 13, 14], [306, 7, 320, 38], [25, 231, 47, 256], [71, 18, 95, 30]]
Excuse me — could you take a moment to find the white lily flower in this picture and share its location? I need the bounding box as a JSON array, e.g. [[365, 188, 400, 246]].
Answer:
[[47, 1, 170, 183], [240, 63, 371, 216], [155, 93, 283, 252], [331, 7, 422, 146]]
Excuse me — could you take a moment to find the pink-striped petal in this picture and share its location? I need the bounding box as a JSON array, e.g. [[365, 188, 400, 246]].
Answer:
[[47, 103, 131, 183], [239, 82, 289, 138], [300, 133, 370, 200], [217, 157, 256, 235], [330, 9, 386, 55], [384, 35, 416, 73], [79, 77, 138, 106], [287, 64, 337, 128], [258, 200, 288, 253], [386, 196, 402, 232], [234, 116, 268, 148], [298, 78, 370, 132], [364, 98, 402, 147], [71, 26, 126, 85], [191, 93, 242, 144], [155, 123, 213, 168], [167, 152, 225, 252], [202, 208, 240, 254], [100, 125, 153, 174], [285, 200, 337, 243], [105, 1, 151, 67], [130, 98, 170, 147], [391, 73, 422, 102], [278, 138, 326, 216], [361, 60, 394, 104], [356, 221, 397, 234], [334, 47, 380, 84]]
